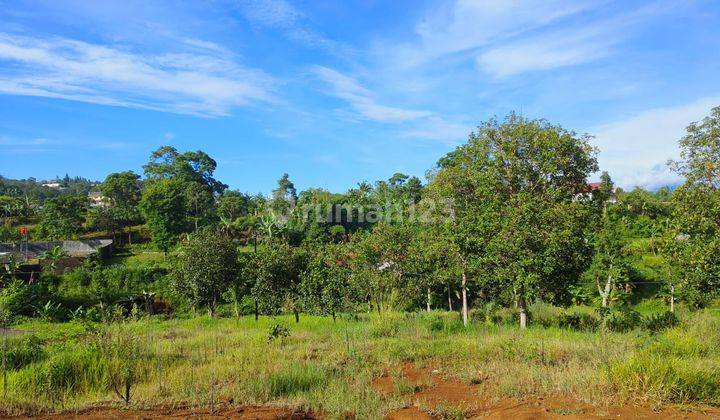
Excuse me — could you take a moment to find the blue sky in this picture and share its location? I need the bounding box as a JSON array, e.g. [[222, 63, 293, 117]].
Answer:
[[1, 0, 719, 193]]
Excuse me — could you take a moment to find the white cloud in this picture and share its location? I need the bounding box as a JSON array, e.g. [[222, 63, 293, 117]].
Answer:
[[400, 117, 473, 145], [589, 96, 720, 189], [476, 25, 615, 77], [238, 0, 351, 56], [377, 0, 600, 68], [0, 32, 277, 116], [312, 66, 432, 123]]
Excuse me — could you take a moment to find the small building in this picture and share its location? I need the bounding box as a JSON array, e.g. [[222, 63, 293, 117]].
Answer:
[[574, 182, 617, 203], [88, 191, 107, 207]]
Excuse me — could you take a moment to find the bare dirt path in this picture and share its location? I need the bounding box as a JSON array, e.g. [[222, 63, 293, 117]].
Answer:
[[373, 363, 720, 420]]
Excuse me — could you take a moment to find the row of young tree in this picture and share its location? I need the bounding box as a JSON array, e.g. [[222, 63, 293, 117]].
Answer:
[[2, 109, 719, 323]]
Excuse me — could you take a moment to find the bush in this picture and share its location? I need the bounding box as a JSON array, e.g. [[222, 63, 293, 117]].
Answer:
[[100, 327, 152, 404], [610, 353, 720, 404], [267, 322, 290, 343], [59, 265, 167, 310], [528, 301, 562, 328], [494, 307, 521, 325], [644, 311, 680, 333], [0, 277, 55, 318], [369, 314, 402, 338], [602, 308, 643, 332], [421, 311, 463, 333], [2, 334, 44, 370], [559, 307, 601, 331]]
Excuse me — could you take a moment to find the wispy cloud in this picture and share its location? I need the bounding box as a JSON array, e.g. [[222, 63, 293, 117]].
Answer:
[[589, 96, 720, 189], [312, 66, 432, 123], [400, 117, 473, 145], [476, 24, 616, 77], [238, 0, 352, 56], [0, 32, 277, 117], [376, 0, 601, 68]]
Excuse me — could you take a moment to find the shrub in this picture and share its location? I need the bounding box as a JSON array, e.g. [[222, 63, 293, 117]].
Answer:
[[559, 307, 601, 331], [601, 308, 642, 332], [0, 277, 56, 318], [2, 334, 44, 370], [610, 353, 720, 404], [528, 301, 562, 328], [421, 311, 463, 333], [643, 311, 680, 333], [267, 322, 290, 343], [369, 314, 402, 338], [100, 327, 151, 404], [59, 265, 167, 307], [494, 307, 521, 325]]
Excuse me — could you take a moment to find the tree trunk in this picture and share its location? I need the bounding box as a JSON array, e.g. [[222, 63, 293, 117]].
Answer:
[[447, 284, 453, 311], [596, 265, 613, 308], [519, 296, 527, 329], [294, 308, 300, 323], [461, 270, 468, 327], [254, 298, 259, 321], [128, 229, 132, 246], [426, 287, 432, 312], [670, 284, 675, 313]]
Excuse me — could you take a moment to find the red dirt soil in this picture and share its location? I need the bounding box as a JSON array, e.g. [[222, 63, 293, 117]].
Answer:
[[373, 363, 720, 419], [6, 405, 315, 420]]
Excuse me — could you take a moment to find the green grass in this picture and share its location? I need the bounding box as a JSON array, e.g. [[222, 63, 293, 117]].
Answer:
[[1, 310, 719, 417]]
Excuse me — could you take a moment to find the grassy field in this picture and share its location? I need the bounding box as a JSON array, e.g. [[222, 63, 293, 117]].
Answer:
[[1, 307, 719, 418]]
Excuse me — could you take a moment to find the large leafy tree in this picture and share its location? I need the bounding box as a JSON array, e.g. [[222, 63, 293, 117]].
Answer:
[[170, 228, 239, 316], [36, 194, 89, 240], [139, 179, 187, 254], [101, 171, 142, 244], [141, 147, 226, 247], [664, 106, 720, 307], [430, 114, 597, 327], [143, 146, 226, 232]]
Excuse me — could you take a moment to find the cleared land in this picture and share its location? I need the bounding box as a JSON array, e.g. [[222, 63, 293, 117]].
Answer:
[[2, 310, 720, 419]]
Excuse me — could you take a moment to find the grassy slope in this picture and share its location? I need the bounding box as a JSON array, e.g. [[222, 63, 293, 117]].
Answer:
[[2, 310, 719, 417]]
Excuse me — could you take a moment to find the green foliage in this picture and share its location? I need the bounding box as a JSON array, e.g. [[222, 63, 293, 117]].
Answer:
[[266, 322, 290, 342], [139, 178, 187, 252], [601, 308, 643, 332], [643, 311, 680, 332], [8, 343, 105, 402], [36, 195, 88, 240], [248, 242, 306, 317], [0, 277, 55, 318], [2, 334, 44, 370], [58, 265, 166, 307], [169, 228, 239, 315], [610, 354, 720, 404], [100, 326, 151, 404], [252, 364, 326, 399], [558, 306, 601, 331], [528, 301, 563, 328]]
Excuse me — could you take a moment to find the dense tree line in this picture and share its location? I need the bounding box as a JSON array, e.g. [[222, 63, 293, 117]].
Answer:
[[2, 108, 720, 323]]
